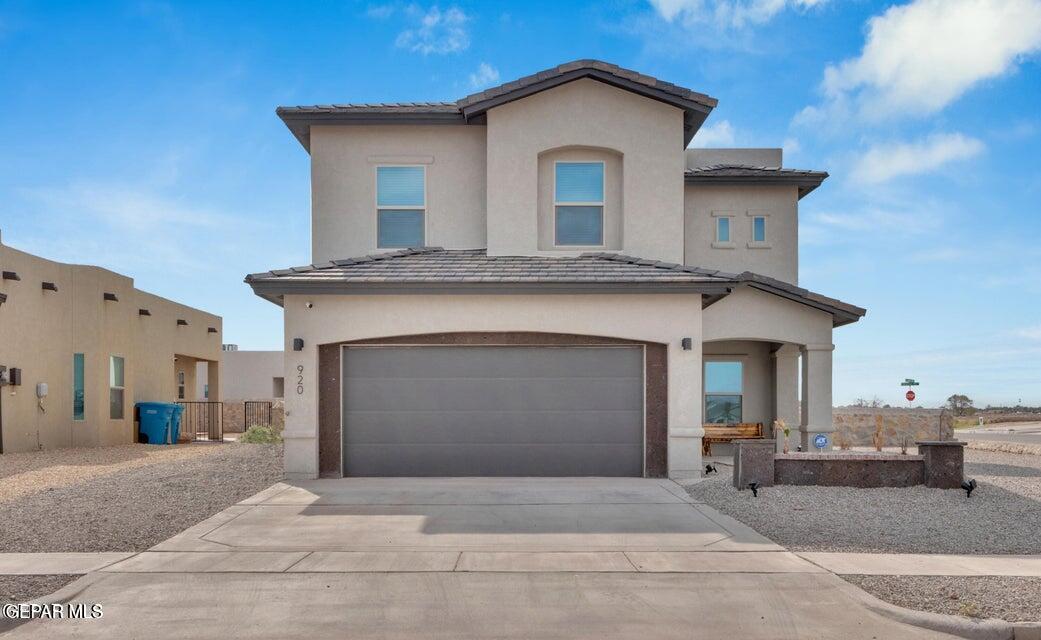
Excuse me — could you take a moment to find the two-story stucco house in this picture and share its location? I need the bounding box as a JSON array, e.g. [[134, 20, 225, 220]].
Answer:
[[247, 60, 865, 480]]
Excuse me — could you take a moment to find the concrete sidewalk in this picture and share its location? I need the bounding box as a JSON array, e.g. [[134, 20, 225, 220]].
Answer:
[[0, 553, 133, 575], [801, 552, 1041, 576]]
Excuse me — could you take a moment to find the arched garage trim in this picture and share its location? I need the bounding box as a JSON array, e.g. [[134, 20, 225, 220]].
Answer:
[[317, 331, 668, 478]]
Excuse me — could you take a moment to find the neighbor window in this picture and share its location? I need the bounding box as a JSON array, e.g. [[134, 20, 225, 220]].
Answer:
[[554, 162, 604, 246], [705, 361, 743, 424], [752, 216, 766, 243], [716, 217, 731, 243], [109, 356, 125, 420], [73, 353, 85, 421], [177, 371, 185, 400], [376, 166, 425, 248]]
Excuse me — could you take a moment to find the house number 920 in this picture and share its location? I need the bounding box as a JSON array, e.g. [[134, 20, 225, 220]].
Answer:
[[296, 364, 304, 395]]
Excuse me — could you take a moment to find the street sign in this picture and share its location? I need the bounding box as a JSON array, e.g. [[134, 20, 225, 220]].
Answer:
[[905, 390, 916, 402], [901, 378, 920, 387], [813, 433, 829, 451]]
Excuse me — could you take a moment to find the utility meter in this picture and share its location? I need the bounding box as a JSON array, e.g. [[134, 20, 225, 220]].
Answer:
[[37, 382, 49, 398]]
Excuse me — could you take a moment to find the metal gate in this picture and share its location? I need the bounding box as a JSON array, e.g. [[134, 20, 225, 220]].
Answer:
[[177, 401, 223, 442], [244, 401, 273, 430]]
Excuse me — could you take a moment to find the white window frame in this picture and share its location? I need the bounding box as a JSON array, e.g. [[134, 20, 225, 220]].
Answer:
[[553, 160, 606, 248], [711, 211, 736, 249], [703, 356, 746, 425], [375, 164, 427, 249], [747, 210, 772, 249]]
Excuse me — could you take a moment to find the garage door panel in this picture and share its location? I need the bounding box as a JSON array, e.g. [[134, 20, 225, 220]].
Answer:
[[344, 377, 643, 412], [344, 443, 644, 477], [341, 346, 644, 477], [343, 347, 641, 379], [343, 409, 644, 445]]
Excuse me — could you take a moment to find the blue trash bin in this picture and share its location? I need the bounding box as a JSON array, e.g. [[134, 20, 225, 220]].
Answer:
[[136, 402, 174, 444], [170, 404, 184, 443]]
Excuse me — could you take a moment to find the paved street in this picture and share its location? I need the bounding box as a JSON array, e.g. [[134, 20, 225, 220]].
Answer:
[[1, 478, 958, 639], [958, 422, 1041, 445]]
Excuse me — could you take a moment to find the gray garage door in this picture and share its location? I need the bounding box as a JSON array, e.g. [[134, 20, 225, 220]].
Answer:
[[341, 345, 644, 477]]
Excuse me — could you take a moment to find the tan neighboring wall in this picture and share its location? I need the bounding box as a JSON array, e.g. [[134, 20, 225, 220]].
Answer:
[[0, 238, 222, 453], [310, 124, 487, 263]]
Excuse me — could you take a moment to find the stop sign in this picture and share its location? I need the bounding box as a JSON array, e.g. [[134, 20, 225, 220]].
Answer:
[[905, 390, 916, 402]]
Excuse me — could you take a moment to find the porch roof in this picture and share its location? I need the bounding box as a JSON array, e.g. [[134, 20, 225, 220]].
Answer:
[[246, 248, 866, 326]]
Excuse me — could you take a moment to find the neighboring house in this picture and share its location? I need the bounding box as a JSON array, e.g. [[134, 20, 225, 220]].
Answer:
[[0, 232, 222, 453], [247, 60, 865, 480], [196, 348, 285, 402]]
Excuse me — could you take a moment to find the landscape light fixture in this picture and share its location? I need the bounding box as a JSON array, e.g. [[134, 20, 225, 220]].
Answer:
[[748, 481, 760, 497], [961, 478, 977, 498], [705, 463, 717, 475]]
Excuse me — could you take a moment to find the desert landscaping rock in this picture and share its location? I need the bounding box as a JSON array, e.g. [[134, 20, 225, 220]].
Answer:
[[0, 575, 79, 604], [0, 443, 283, 553], [843, 575, 1041, 623], [685, 449, 1041, 554]]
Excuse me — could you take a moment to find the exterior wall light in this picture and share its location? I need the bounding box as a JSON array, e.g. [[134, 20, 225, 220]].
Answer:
[[293, 338, 304, 351], [681, 337, 692, 351]]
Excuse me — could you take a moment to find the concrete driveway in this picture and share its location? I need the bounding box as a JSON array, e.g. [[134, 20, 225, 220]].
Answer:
[[3, 478, 957, 639]]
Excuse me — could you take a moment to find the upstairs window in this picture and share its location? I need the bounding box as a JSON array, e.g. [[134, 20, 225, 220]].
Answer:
[[752, 216, 766, 243], [554, 162, 604, 246], [716, 217, 731, 243], [705, 361, 743, 424], [376, 166, 425, 248]]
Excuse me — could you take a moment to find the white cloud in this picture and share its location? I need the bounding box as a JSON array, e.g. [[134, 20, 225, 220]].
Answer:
[[803, 0, 1041, 123], [650, 0, 827, 29], [394, 5, 470, 55], [689, 119, 736, 147], [468, 62, 500, 90], [906, 247, 970, 263], [782, 136, 801, 156], [1014, 325, 1041, 340], [851, 132, 985, 184]]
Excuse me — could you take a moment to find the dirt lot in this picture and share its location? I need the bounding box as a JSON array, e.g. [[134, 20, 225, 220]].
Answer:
[[0, 442, 283, 553], [685, 448, 1041, 623]]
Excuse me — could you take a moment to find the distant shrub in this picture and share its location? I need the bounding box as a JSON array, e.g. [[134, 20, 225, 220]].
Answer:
[[240, 424, 282, 444]]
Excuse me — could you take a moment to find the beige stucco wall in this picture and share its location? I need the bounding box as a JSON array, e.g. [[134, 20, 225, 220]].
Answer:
[[0, 241, 222, 453], [703, 286, 832, 346], [684, 184, 799, 283], [208, 350, 284, 401], [486, 79, 686, 262], [537, 147, 623, 251], [310, 124, 487, 263], [280, 292, 705, 479]]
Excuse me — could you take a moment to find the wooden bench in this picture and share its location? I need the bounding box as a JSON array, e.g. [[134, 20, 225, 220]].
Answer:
[[702, 423, 764, 455]]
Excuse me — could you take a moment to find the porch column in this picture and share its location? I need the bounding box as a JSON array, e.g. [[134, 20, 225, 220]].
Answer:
[[206, 360, 221, 402], [772, 344, 800, 453], [800, 343, 834, 450], [668, 340, 704, 477]]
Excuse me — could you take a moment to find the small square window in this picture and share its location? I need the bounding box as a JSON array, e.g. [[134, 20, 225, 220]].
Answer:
[[753, 216, 766, 243], [716, 217, 731, 243]]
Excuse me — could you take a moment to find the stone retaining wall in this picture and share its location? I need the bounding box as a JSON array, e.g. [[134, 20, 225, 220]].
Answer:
[[833, 407, 952, 448]]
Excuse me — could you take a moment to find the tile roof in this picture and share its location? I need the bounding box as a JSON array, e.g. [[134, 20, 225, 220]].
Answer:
[[685, 164, 829, 198], [246, 248, 865, 325], [276, 59, 717, 149]]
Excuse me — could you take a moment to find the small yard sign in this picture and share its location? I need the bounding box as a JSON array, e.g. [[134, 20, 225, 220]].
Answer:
[[813, 433, 829, 451]]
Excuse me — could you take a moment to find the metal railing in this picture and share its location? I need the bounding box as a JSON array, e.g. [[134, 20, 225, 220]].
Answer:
[[244, 401, 273, 431], [177, 401, 223, 442]]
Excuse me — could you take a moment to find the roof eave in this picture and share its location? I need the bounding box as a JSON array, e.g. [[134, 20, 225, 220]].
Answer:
[[247, 279, 733, 299], [685, 174, 828, 199], [276, 109, 467, 153], [742, 282, 866, 327]]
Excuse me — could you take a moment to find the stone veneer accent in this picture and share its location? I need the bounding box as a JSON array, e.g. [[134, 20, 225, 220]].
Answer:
[[317, 332, 668, 478], [917, 441, 966, 489], [774, 453, 925, 488], [732, 439, 776, 490]]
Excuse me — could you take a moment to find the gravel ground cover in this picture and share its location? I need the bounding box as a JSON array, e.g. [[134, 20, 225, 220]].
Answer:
[[844, 575, 1041, 623], [0, 576, 79, 604], [0, 443, 283, 553], [685, 449, 1041, 554]]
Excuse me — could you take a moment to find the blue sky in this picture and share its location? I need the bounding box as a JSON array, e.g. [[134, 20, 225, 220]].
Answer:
[[1, 0, 1039, 408]]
